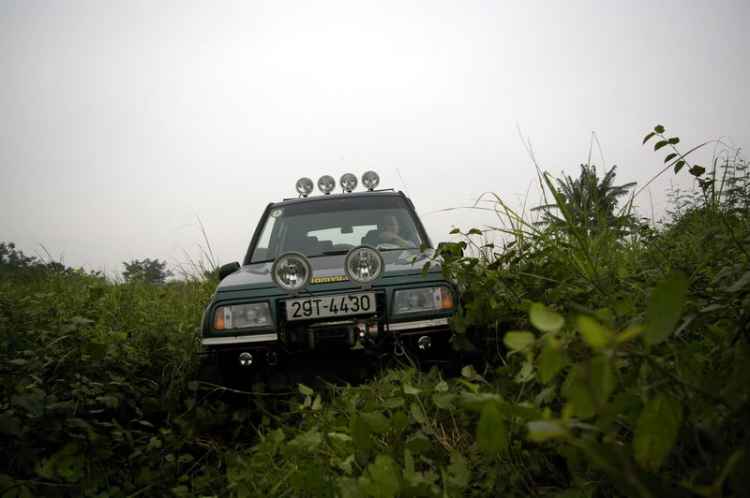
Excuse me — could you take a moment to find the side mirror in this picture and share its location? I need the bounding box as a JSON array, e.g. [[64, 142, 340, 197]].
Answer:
[[438, 242, 464, 258], [219, 262, 241, 282]]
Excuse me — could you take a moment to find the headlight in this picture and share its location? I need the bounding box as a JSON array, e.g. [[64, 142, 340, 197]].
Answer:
[[392, 286, 454, 316], [271, 251, 312, 295], [344, 245, 384, 287], [214, 303, 272, 331]]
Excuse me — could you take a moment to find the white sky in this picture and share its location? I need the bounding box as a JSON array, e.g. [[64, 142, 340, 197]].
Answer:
[[1, 0, 748, 276]]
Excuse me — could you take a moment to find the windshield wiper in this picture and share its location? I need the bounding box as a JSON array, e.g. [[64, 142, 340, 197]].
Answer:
[[321, 250, 350, 256]]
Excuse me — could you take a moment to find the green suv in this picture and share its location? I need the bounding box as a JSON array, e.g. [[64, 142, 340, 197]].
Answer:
[[199, 172, 457, 384]]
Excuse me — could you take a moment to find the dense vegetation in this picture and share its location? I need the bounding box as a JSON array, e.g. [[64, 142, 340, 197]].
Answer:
[[1, 128, 749, 496]]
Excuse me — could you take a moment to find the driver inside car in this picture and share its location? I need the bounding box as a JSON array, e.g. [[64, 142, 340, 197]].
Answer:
[[363, 215, 417, 249]]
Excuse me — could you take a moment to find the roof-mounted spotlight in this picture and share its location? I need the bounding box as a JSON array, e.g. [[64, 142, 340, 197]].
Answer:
[[318, 175, 336, 195], [296, 177, 314, 197], [340, 173, 358, 193], [362, 171, 380, 191]]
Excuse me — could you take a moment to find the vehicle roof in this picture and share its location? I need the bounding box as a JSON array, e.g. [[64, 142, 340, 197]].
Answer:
[[271, 190, 406, 208]]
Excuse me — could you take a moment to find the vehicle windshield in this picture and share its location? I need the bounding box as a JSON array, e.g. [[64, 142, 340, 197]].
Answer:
[[250, 195, 427, 263]]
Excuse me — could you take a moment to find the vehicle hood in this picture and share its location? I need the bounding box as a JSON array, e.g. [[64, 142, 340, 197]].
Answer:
[[218, 249, 439, 291]]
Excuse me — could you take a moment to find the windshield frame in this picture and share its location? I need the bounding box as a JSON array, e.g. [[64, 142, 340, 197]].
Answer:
[[243, 192, 431, 265]]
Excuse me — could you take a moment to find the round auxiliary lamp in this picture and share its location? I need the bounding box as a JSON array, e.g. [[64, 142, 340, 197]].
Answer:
[[271, 252, 313, 295], [296, 177, 314, 197], [361, 171, 380, 191], [340, 173, 358, 193], [317, 175, 336, 195], [344, 245, 385, 288]]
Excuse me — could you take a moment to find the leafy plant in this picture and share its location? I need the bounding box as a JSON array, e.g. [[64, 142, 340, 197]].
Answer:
[[533, 164, 637, 235]]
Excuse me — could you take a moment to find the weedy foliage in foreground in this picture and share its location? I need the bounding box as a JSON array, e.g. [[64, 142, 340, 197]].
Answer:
[[1, 127, 749, 497]]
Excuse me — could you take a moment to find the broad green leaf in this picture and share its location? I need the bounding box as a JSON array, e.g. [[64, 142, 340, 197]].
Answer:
[[664, 152, 677, 163], [421, 261, 431, 277], [403, 449, 415, 476], [461, 365, 478, 379], [530, 303, 565, 332], [566, 357, 613, 420], [644, 271, 688, 345], [496, 401, 542, 421], [575, 315, 612, 350], [410, 402, 426, 424], [643, 131, 656, 144], [289, 429, 323, 450], [727, 271, 750, 292], [432, 394, 454, 409], [391, 411, 409, 432], [615, 325, 644, 343], [457, 392, 504, 413], [477, 402, 506, 455], [383, 397, 405, 409], [361, 412, 389, 434], [633, 394, 682, 471], [502, 331, 536, 352], [350, 415, 373, 451], [267, 428, 285, 444], [447, 452, 471, 488], [514, 361, 535, 383], [654, 140, 669, 151], [312, 395, 322, 410], [405, 431, 431, 453], [526, 420, 569, 442], [538, 342, 568, 383], [298, 383, 314, 396], [668, 137, 680, 144], [12, 394, 44, 417], [674, 160, 686, 173], [403, 383, 420, 395], [0, 475, 13, 489], [358, 455, 401, 498], [588, 356, 614, 403], [689, 165, 706, 176], [610, 392, 641, 421], [654, 124, 665, 133]]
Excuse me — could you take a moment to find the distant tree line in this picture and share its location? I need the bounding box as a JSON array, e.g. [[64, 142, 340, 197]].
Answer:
[[0, 242, 82, 281], [0, 242, 172, 284]]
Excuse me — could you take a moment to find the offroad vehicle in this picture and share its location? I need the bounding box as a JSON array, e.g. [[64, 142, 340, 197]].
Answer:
[[199, 172, 458, 385]]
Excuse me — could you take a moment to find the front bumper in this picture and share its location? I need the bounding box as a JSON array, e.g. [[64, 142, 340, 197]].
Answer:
[[200, 317, 450, 352]]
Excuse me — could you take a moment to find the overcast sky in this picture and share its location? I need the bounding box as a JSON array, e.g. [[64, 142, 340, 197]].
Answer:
[[1, 0, 748, 276]]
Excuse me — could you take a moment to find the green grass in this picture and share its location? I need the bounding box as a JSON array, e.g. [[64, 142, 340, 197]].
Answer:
[[1, 142, 749, 497]]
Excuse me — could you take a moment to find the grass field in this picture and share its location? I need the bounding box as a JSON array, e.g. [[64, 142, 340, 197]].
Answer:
[[2, 138, 749, 496]]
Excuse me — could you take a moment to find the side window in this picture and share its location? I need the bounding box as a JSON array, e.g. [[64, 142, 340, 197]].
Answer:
[[256, 217, 276, 249], [251, 216, 277, 261]]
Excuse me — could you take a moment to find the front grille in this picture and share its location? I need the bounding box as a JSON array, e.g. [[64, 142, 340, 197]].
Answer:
[[278, 291, 385, 351]]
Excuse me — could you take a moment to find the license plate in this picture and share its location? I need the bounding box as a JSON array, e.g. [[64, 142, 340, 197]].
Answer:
[[286, 292, 376, 321]]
